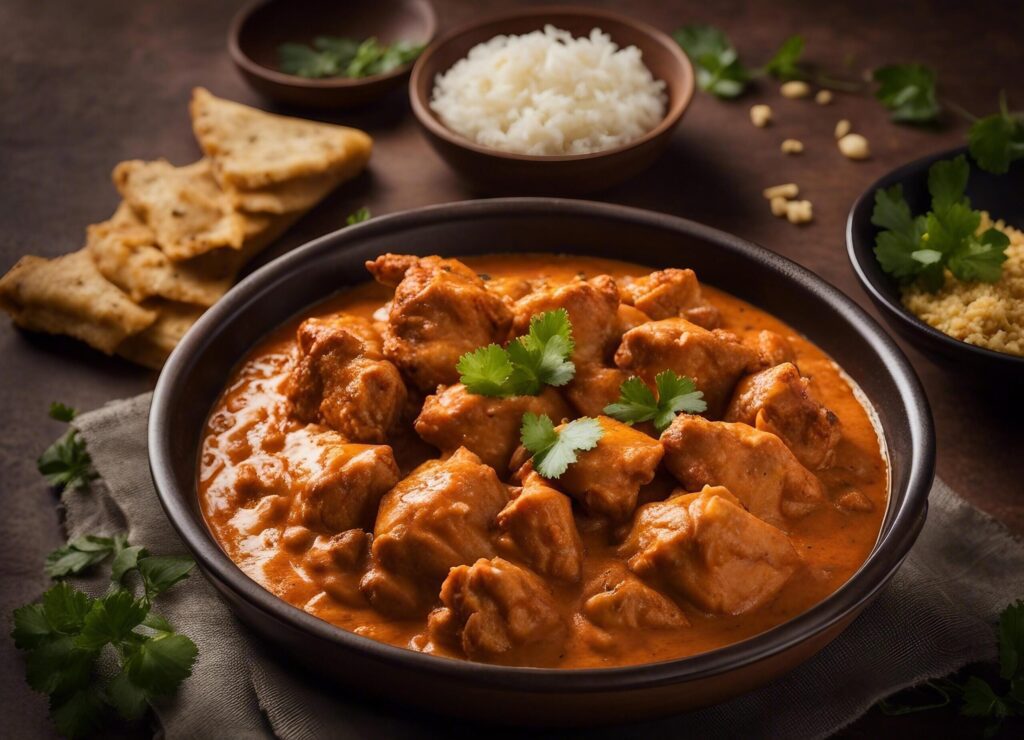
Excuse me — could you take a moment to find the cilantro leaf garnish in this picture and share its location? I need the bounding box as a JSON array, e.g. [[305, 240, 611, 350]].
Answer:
[[37, 403, 97, 493], [604, 371, 707, 432], [457, 309, 576, 397], [673, 25, 750, 99], [873, 64, 941, 123], [45, 533, 129, 578], [279, 36, 423, 79], [762, 35, 806, 81], [872, 155, 1010, 289], [520, 413, 603, 479], [346, 206, 371, 225], [969, 92, 1024, 175], [12, 537, 197, 738]]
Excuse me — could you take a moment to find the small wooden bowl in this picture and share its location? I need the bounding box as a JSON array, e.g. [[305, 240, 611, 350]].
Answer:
[[229, 0, 437, 109], [409, 7, 695, 195]]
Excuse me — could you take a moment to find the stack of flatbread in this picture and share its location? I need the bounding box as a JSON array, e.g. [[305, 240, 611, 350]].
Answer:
[[0, 88, 372, 368]]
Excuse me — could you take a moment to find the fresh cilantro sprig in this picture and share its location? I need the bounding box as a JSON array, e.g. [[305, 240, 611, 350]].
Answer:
[[12, 536, 197, 738], [873, 64, 941, 123], [346, 206, 371, 225], [457, 309, 576, 397], [969, 92, 1024, 175], [872, 155, 1010, 290], [672, 25, 751, 98], [520, 413, 603, 479], [761, 35, 806, 82], [37, 403, 97, 493], [46, 534, 128, 579], [604, 371, 707, 432], [878, 600, 1024, 736], [278, 36, 423, 79]]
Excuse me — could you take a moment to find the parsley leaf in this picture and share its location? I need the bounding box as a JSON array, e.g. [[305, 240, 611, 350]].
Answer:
[[604, 371, 707, 432], [673, 25, 750, 98], [999, 600, 1024, 683], [457, 310, 576, 397], [873, 64, 941, 123], [11, 538, 198, 738], [44, 533, 128, 578], [346, 206, 371, 225], [762, 35, 806, 81], [520, 413, 604, 479], [38, 404, 96, 493], [969, 93, 1024, 175], [279, 36, 422, 79], [961, 676, 1012, 719]]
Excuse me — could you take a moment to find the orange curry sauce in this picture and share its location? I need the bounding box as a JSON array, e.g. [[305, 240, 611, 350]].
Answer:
[[198, 255, 888, 668]]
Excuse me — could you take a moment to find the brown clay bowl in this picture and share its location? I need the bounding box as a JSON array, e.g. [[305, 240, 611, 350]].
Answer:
[[150, 199, 934, 726], [409, 7, 695, 194], [228, 0, 437, 108]]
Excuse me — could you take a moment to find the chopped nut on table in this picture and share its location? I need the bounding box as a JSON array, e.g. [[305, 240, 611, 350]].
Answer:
[[834, 119, 852, 139], [838, 133, 871, 160], [785, 200, 814, 224], [763, 183, 799, 200], [750, 104, 773, 127], [781, 138, 804, 155], [770, 196, 789, 217], [815, 90, 833, 105], [780, 80, 811, 99]]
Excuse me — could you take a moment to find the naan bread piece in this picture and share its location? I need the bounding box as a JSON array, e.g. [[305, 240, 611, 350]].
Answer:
[[86, 203, 237, 307], [228, 170, 347, 215], [117, 300, 205, 369], [0, 250, 156, 354], [190, 87, 372, 190], [113, 158, 245, 260]]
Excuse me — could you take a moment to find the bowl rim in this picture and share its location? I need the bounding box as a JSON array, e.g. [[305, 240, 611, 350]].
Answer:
[[150, 198, 934, 693], [846, 144, 1024, 368], [408, 6, 695, 162], [227, 0, 438, 90]]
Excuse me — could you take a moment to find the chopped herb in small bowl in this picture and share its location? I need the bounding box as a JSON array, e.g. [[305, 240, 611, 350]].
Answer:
[[278, 36, 424, 79]]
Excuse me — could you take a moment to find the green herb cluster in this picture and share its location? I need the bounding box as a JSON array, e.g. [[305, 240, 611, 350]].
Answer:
[[278, 36, 423, 79], [873, 155, 1009, 290], [37, 403, 96, 493], [969, 92, 1024, 174], [872, 64, 940, 123], [604, 370, 706, 432], [879, 600, 1024, 737], [457, 309, 576, 397], [346, 206, 371, 225], [520, 413, 603, 479], [12, 537, 197, 738]]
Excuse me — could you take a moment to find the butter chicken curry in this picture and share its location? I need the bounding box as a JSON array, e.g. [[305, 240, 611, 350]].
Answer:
[[199, 253, 887, 668]]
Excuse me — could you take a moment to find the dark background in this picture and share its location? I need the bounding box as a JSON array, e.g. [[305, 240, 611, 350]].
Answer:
[[2, 0, 1022, 736]]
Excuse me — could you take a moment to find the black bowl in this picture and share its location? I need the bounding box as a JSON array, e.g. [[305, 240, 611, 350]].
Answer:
[[150, 199, 934, 725], [847, 145, 1024, 374]]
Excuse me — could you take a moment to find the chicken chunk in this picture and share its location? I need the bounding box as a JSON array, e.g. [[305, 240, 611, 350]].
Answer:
[[286, 426, 401, 533], [415, 384, 570, 472], [616, 304, 651, 335], [660, 415, 824, 524], [621, 486, 801, 615], [619, 269, 720, 328], [484, 275, 537, 302], [615, 318, 758, 417], [367, 254, 513, 392], [427, 557, 565, 662], [516, 416, 664, 522], [563, 363, 630, 417], [725, 362, 841, 469], [360, 447, 509, 615], [512, 275, 620, 363], [745, 329, 797, 369], [496, 473, 583, 583], [286, 315, 407, 443], [582, 564, 689, 629]]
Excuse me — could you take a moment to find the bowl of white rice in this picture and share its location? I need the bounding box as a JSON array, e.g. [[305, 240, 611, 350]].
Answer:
[[409, 7, 694, 194]]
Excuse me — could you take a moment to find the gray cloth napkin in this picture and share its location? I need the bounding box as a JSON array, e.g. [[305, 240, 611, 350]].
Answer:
[[58, 393, 1024, 740]]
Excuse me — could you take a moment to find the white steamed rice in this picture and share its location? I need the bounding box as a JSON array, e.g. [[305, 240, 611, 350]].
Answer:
[[430, 25, 668, 156]]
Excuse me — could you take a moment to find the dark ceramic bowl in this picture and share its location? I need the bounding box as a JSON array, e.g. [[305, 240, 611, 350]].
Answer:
[[150, 199, 934, 725], [408, 7, 695, 195], [847, 145, 1024, 374], [229, 0, 437, 108]]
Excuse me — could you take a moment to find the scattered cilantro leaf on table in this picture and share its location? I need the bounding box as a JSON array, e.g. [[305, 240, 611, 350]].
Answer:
[[762, 35, 806, 81], [279, 36, 423, 79], [969, 93, 1024, 174], [604, 371, 707, 432], [346, 206, 371, 225], [11, 537, 197, 739], [673, 25, 750, 98], [872, 155, 1009, 290], [520, 413, 603, 479], [37, 403, 97, 493], [457, 309, 576, 397], [45, 533, 129, 578], [873, 63, 941, 123]]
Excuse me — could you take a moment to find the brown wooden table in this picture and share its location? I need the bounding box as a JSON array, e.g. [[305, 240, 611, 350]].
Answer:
[[2, 0, 1022, 736]]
